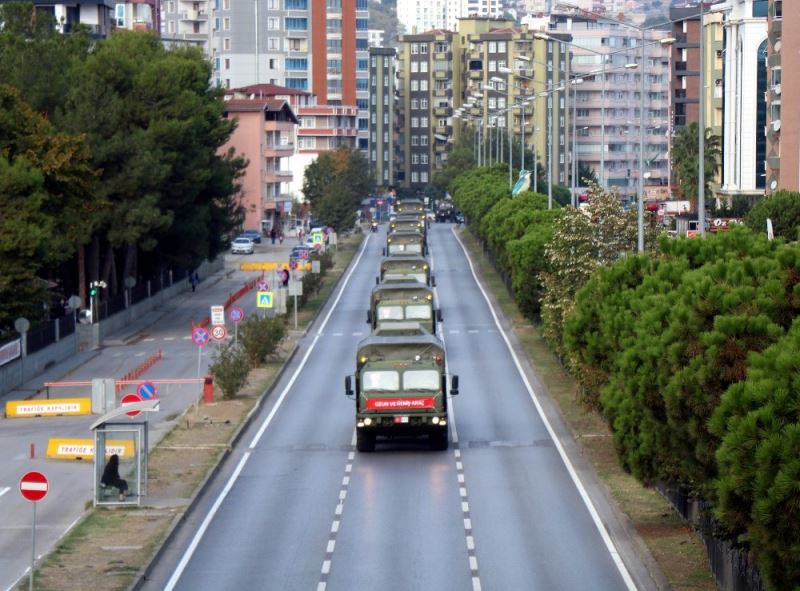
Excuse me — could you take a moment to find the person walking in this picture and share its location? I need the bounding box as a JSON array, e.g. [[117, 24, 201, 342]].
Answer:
[[270, 227, 277, 245]]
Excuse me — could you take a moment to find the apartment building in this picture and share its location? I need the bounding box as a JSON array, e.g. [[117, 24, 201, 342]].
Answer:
[[369, 47, 397, 191], [160, 0, 209, 50], [220, 95, 299, 232], [548, 12, 673, 202], [714, 0, 768, 202], [766, 0, 796, 192], [461, 19, 571, 189], [210, 0, 370, 151], [397, 0, 503, 36], [0, 0, 114, 36]]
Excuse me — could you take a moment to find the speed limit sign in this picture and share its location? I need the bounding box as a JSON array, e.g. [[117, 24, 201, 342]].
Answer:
[[211, 325, 227, 340]]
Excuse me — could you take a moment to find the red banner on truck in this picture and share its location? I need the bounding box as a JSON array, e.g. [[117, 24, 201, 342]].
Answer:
[[367, 397, 435, 410]]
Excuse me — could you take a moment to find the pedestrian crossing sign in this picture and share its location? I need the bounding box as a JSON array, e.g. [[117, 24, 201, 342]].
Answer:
[[257, 291, 274, 308]]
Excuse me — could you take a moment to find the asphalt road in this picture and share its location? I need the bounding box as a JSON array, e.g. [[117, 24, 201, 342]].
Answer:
[[141, 225, 660, 591], [0, 240, 295, 591]]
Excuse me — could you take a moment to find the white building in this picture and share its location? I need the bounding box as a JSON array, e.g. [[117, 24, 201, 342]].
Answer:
[[715, 0, 768, 201], [397, 0, 503, 35]]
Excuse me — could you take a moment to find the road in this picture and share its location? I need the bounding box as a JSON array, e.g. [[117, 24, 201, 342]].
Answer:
[[141, 224, 658, 591], [0, 240, 295, 591]]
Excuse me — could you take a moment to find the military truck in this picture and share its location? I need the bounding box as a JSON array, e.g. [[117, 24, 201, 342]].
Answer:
[[345, 331, 459, 451], [395, 199, 425, 215], [367, 281, 441, 334], [384, 230, 426, 256], [377, 255, 435, 287], [389, 217, 425, 235]]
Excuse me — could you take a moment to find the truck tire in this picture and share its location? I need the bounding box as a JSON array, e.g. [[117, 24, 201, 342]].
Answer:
[[356, 430, 375, 452], [429, 427, 449, 451]]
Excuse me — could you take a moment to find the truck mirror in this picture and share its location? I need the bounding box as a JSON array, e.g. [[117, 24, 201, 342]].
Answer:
[[431, 275, 436, 287], [345, 375, 353, 396], [437, 309, 443, 322], [450, 375, 459, 396], [366, 310, 372, 324]]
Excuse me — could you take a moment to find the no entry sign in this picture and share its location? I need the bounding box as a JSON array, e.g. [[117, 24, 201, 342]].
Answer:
[[121, 393, 143, 417], [19, 471, 48, 502]]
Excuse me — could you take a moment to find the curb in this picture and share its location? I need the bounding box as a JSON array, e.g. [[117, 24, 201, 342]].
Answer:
[[125, 236, 365, 589], [129, 342, 301, 591]]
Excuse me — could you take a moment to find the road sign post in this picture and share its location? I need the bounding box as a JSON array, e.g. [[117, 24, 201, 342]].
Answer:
[[228, 306, 244, 344], [191, 327, 210, 378], [20, 471, 48, 591]]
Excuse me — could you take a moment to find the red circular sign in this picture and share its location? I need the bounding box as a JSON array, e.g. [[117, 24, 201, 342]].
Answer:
[[121, 393, 142, 417], [19, 471, 48, 502], [211, 325, 227, 340]]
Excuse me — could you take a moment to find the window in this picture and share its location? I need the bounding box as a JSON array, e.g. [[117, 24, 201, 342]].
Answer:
[[411, 99, 418, 109], [488, 42, 496, 53], [358, 118, 369, 130], [384, 131, 388, 142], [169, 20, 176, 33], [327, 0, 341, 7], [267, 17, 278, 29], [356, 39, 368, 50], [411, 44, 419, 54], [411, 136, 419, 146], [328, 59, 342, 74], [223, 0, 229, 8], [420, 61, 428, 73], [421, 171, 428, 183], [268, 37, 279, 50], [356, 18, 368, 30], [421, 44, 429, 54], [357, 58, 369, 71], [371, 150, 377, 161], [285, 78, 308, 90], [411, 172, 419, 183], [412, 154, 419, 164], [384, 94, 388, 105], [356, 79, 369, 90], [411, 80, 419, 91], [357, 98, 368, 109], [421, 154, 428, 164], [168, 1, 175, 12], [269, 59, 276, 69], [383, 113, 388, 124], [285, 0, 307, 7], [327, 39, 342, 52], [285, 17, 307, 30], [286, 58, 307, 70], [223, 37, 231, 50], [411, 61, 419, 73], [420, 135, 428, 146], [497, 41, 506, 52], [421, 116, 428, 127], [411, 117, 419, 127], [371, 56, 377, 67], [356, 0, 368, 9], [268, 0, 277, 8], [224, 58, 230, 70], [488, 60, 496, 72], [327, 19, 341, 33], [383, 149, 388, 161], [420, 80, 428, 91], [420, 98, 428, 109]]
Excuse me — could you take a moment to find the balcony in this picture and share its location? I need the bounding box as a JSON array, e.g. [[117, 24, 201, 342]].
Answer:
[[434, 107, 451, 117], [434, 71, 449, 79], [264, 142, 295, 156], [263, 169, 293, 183], [469, 70, 483, 80], [179, 10, 208, 21], [434, 89, 450, 97]]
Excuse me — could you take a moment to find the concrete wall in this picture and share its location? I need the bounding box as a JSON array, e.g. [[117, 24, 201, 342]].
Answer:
[[0, 258, 223, 398]]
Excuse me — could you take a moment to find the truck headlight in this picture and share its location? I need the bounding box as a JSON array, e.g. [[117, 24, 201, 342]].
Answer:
[[432, 416, 440, 425], [364, 417, 373, 426]]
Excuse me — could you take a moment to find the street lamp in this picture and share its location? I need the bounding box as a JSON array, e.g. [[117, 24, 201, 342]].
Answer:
[[570, 77, 584, 207]]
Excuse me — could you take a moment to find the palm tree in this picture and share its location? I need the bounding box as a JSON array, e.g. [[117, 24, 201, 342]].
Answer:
[[671, 122, 721, 209]]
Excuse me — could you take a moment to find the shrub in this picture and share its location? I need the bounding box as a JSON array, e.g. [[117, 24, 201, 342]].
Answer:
[[238, 314, 287, 368], [208, 342, 249, 399]]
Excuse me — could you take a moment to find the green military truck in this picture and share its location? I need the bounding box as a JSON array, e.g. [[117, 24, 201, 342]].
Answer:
[[389, 217, 425, 235], [395, 199, 425, 215], [377, 255, 435, 287], [384, 230, 426, 256], [367, 281, 441, 334], [345, 331, 459, 451]]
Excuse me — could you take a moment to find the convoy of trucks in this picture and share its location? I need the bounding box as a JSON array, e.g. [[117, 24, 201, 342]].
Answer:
[[345, 197, 458, 452]]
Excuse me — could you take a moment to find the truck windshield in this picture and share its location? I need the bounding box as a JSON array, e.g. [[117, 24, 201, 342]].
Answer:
[[403, 370, 439, 391], [377, 305, 404, 320], [362, 370, 400, 391], [405, 305, 432, 320]]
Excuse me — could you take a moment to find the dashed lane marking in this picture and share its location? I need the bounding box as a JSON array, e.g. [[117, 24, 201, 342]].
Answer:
[[317, 430, 356, 590], [0, 487, 10, 498], [143, 337, 156, 342]]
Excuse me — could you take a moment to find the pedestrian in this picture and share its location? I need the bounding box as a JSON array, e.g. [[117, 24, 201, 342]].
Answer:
[[101, 454, 129, 501], [270, 227, 277, 245], [278, 231, 284, 245], [190, 272, 197, 292]]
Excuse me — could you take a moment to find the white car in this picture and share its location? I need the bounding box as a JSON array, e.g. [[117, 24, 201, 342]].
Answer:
[[231, 237, 254, 255]]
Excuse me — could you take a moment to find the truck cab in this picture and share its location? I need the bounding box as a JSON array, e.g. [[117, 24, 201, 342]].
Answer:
[[377, 255, 435, 287], [368, 282, 441, 334], [384, 230, 427, 256], [345, 333, 459, 451]]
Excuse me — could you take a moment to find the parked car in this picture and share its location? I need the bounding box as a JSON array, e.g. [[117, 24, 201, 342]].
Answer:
[[231, 237, 255, 255], [240, 229, 262, 244]]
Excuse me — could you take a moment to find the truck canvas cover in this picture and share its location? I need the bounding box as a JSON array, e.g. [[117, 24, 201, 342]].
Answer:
[[356, 333, 445, 361], [371, 282, 433, 304]]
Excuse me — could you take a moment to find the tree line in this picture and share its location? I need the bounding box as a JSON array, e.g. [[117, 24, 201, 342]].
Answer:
[[450, 163, 800, 591], [0, 4, 246, 337]]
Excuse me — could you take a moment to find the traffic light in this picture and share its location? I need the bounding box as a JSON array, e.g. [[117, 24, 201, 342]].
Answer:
[[89, 286, 98, 297]]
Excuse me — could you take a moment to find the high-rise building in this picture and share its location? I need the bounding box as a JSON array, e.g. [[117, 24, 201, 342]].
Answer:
[[766, 0, 796, 192], [397, 0, 503, 36], [160, 0, 209, 50], [548, 11, 672, 202], [714, 0, 768, 202], [369, 47, 397, 190], [210, 0, 370, 151]]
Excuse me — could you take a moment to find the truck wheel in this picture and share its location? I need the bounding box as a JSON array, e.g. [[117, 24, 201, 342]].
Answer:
[[429, 427, 449, 451], [356, 430, 375, 452]]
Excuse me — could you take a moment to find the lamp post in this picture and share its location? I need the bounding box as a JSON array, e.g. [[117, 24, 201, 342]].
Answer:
[[571, 77, 584, 207], [698, 0, 705, 237]]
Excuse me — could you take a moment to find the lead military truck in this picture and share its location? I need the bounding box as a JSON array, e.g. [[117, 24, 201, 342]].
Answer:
[[345, 330, 459, 451]]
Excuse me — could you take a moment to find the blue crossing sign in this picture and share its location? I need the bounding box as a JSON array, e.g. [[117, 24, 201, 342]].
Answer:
[[257, 291, 274, 308], [137, 380, 158, 400]]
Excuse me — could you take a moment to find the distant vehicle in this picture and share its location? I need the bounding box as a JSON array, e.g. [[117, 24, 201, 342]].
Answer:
[[231, 237, 254, 255], [289, 245, 313, 263], [454, 212, 465, 224], [240, 229, 262, 244]]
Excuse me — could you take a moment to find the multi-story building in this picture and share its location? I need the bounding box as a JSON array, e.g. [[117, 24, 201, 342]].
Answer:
[[766, 0, 796, 192], [396, 28, 460, 189], [220, 95, 298, 232], [461, 19, 571, 190], [714, 0, 768, 203], [547, 12, 673, 202], [210, 0, 370, 151], [397, 0, 504, 37], [0, 0, 115, 36], [160, 0, 209, 51], [368, 29, 385, 47], [228, 83, 359, 202], [369, 47, 397, 190]]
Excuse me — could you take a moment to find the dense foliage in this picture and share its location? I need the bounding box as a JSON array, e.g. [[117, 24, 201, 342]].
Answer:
[[0, 6, 246, 336], [302, 147, 372, 233], [448, 152, 800, 588]]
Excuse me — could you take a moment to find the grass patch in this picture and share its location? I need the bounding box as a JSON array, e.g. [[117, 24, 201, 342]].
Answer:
[[458, 228, 716, 591]]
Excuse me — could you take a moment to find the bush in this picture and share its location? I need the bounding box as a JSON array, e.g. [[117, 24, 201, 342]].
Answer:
[[208, 342, 249, 399], [300, 272, 323, 306], [745, 190, 800, 241], [238, 314, 287, 368]]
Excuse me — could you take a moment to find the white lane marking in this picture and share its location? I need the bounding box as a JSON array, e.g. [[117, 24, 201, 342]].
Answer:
[[317, 584, 326, 591], [135, 352, 145, 357], [331, 521, 340, 534], [164, 235, 372, 590], [467, 329, 479, 334], [321, 560, 331, 575], [351, 332, 363, 336], [449, 329, 460, 334], [327, 540, 336, 553], [164, 337, 176, 341], [182, 336, 192, 340], [331, 332, 343, 336], [164, 452, 251, 591], [452, 227, 638, 591], [143, 337, 156, 342], [431, 244, 483, 590], [0, 487, 10, 497]]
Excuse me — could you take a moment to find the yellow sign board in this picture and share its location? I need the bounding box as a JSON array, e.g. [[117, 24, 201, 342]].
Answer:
[[6, 397, 91, 418], [47, 438, 135, 461], [257, 291, 274, 308], [240, 262, 279, 271]]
